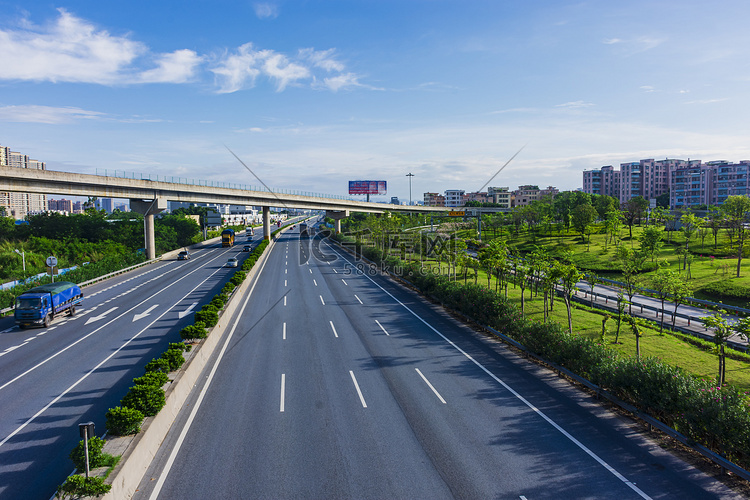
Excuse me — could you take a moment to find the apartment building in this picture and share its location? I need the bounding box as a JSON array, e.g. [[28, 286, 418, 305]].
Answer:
[[444, 189, 466, 207], [582, 165, 621, 198], [48, 198, 74, 212], [0, 145, 48, 219], [488, 187, 511, 208], [423, 192, 445, 207]]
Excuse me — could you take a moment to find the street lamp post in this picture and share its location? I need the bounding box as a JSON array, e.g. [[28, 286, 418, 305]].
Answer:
[[406, 173, 414, 206], [14, 249, 25, 273]]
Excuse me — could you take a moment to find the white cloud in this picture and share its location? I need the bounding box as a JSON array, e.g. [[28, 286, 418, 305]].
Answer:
[[555, 101, 594, 109], [0, 10, 368, 93], [263, 53, 310, 91], [137, 49, 203, 83], [0, 8, 143, 84], [211, 43, 265, 93], [212, 44, 364, 93], [603, 38, 622, 45], [299, 48, 345, 72], [322, 73, 362, 92], [0, 105, 104, 124], [253, 3, 279, 19]]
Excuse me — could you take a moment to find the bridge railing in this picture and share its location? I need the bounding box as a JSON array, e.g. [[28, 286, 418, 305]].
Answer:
[[95, 168, 356, 201]]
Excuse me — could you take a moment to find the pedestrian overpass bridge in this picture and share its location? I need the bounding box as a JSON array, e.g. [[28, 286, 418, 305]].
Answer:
[[0, 167, 446, 258]]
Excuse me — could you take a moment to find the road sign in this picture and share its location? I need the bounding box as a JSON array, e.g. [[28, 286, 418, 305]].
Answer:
[[46, 256, 57, 267], [448, 211, 465, 217]]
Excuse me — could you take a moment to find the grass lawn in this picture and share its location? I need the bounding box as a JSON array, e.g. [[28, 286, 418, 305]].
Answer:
[[408, 254, 750, 391]]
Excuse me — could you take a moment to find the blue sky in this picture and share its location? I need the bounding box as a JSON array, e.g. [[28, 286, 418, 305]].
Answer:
[[2, 1, 750, 203]]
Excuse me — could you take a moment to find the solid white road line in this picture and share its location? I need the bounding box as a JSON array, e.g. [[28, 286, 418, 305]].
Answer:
[[280, 374, 286, 412], [328, 245, 652, 500], [415, 368, 446, 404], [147, 235, 275, 500], [350, 371, 367, 408], [329, 321, 338, 338], [375, 320, 390, 336], [355, 295, 363, 304]]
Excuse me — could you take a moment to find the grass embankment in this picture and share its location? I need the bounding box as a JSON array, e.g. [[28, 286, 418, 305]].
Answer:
[[461, 222, 750, 308], [410, 255, 750, 390]]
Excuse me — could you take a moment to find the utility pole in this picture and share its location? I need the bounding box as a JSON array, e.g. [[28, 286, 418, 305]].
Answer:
[[406, 173, 414, 206]]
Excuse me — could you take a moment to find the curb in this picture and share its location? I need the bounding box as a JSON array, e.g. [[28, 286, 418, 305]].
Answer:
[[100, 233, 276, 500]]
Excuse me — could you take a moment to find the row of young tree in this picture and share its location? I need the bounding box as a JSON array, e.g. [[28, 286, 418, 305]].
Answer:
[[0, 207, 205, 281]]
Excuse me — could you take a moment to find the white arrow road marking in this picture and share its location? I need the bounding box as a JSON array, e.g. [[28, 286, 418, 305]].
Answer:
[[178, 302, 198, 319], [133, 305, 159, 322], [84, 307, 119, 325]]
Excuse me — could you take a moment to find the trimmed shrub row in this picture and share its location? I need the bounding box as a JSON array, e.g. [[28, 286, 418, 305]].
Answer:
[[366, 252, 750, 470], [59, 234, 275, 495]]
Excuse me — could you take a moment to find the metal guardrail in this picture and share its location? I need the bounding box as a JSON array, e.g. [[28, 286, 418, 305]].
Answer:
[[0, 258, 160, 316], [336, 241, 750, 479], [95, 168, 355, 201]]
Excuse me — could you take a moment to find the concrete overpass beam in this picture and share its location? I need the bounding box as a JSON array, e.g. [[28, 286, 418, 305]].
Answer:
[[263, 206, 271, 241], [130, 197, 167, 260], [326, 210, 349, 234]]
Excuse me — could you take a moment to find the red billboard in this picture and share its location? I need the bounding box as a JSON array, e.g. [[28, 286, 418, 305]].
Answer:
[[349, 180, 387, 195]]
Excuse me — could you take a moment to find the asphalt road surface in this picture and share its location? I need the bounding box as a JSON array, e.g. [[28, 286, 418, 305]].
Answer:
[[0, 227, 266, 500], [134, 227, 740, 500]]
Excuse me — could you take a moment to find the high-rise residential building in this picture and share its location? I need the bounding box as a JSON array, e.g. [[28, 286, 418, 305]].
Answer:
[[0, 145, 48, 219], [582, 165, 621, 198], [48, 198, 74, 212]]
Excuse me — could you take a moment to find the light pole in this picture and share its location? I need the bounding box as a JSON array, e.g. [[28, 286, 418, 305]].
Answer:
[[406, 173, 414, 206], [14, 249, 25, 273]]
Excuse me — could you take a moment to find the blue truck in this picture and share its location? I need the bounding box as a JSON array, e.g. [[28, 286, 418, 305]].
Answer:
[[14, 281, 84, 329]]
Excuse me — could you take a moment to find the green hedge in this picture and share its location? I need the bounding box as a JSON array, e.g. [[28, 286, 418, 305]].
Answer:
[[106, 406, 144, 436], [373, 254, 750, 470]]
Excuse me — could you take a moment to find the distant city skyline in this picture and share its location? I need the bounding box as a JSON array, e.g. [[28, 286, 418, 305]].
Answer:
[[3, 2, 750, 202]]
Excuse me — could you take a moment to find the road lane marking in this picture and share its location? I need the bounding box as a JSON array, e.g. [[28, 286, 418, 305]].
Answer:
[[309, 269, 312, 273], [341, 279, 348, 286], [0, 250, 240, 448], [333, 269, 338, 274], [416, 368, 446, 404], [280, 374, 286, 412], [320, 295, 325, 305], [355, 294, 363, 304], [313, 279, 318, 286], [284, 296, 287, 306], [147, 241, 275, 500], [329, 321, 338, 337], [328, 244, 652, 500], [284, 280, 287, 286], [375, 320, 390, 336], [178, 302, 198, 319], [283, 322, 287, 340], [132, 304, 159, 322], [84, 306, 119, 325], [350, 371, 367, 408]]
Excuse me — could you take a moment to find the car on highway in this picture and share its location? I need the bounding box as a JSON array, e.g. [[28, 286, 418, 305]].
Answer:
[[177, 250, 190, 260], [225, 257, 239, 268], [243, 245, 251, 252]]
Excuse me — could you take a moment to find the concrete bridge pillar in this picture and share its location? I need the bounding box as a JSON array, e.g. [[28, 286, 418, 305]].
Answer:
[[263, 206, 271, 241], [130, 197, 167, 259], [326, 210, 349, 234]]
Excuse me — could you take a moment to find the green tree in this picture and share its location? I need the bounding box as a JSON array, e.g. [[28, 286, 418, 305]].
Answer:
[[679, 212, 703, 270], [616, 246, 645, 315], [639, 225, 663, 262], [721, 195, 750, 277], [571, 204, 598, 246], [703, 313, 749, 386], [650, 267, 678, 332], [557, 261, 583, 334], [620, 196, 649, 241]]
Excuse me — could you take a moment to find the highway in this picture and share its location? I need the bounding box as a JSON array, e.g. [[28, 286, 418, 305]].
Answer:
[[0, 227, 266, 500], [134, 226, 740, 499]]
